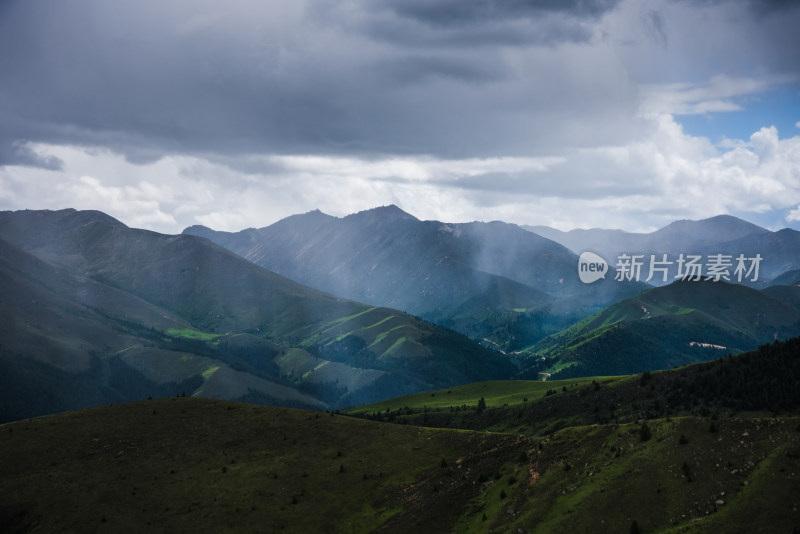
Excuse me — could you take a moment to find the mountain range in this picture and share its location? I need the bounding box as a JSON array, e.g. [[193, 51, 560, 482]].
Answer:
[[3, 206, 800, 423], [526, 214, 800, 285], [184, 205, 647, 352], [184, 206, 800, 378], [0, 209, 513, 421]]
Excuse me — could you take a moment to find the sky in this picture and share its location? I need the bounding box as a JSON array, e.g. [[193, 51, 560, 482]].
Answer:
[[1, 0, 800, 234]]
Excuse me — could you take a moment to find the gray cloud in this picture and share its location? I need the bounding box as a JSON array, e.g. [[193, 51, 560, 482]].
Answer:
[[360, 8, 599, 49], [372, 54, 512, 85], [0, 0, 799, 233], [0, 139, 63, 170], [0, 0, 642, 162], [373, 0, 622, 27], [427, 170, 656, 198]]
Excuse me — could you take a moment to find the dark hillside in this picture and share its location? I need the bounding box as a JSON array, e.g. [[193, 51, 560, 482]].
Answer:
[[353, 336, 800, 436], [0, 209, 514, 419]]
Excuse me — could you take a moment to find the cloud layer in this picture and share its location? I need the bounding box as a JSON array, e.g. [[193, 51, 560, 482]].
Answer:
[[1, 0, 799, 232]]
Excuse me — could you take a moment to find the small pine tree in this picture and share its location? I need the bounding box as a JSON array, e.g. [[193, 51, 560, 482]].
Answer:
[[630, 519, 641, 534], [477, 397, 487, 412]]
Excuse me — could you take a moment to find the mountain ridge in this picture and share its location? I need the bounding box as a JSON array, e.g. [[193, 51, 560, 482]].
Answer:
[[0, 208, 514, 420], [525, 214, 799, 284], [182, 206, 644, 353]]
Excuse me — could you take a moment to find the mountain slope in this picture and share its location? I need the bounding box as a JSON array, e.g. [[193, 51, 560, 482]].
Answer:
[[0, 209, 514, 420], [352, 336, 800, 434], [186, 205, 563, 312], [519, 280, 800, 379], [184, 205, 644, 351]]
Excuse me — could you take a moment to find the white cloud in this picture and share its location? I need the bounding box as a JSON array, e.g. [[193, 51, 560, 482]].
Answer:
[[60, 176, 177, 229], [3, 112, 799, 234]]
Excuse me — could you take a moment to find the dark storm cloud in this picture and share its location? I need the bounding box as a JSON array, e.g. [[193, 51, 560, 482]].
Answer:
[[373, 0, 622, 27], [0, 0, 638, 166], [361, 13, 596, 49], [0, 0, 798, 173], [0, 139, 63, 170], [356, 0, 645, 53]]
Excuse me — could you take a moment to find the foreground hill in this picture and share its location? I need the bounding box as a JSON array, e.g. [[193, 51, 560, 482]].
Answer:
[[2, 374, 799, 531], [351, 337, 800, 436], [519, 279, 800, 379], [0, 209, 513, 420], [341, 339, 800, 531], [0, 398, 526, 533], [184, 205, 646, 352]]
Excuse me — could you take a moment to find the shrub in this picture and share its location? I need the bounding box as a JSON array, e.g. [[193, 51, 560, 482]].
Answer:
[[640, 422, 652, 442]]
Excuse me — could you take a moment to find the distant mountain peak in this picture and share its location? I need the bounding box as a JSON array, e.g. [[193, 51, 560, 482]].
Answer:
[[182, 224, 217, 239], [56, 208, 128, 228], [267, 209, 336, 232], [657, 214, 767, 236], [347, 204, 418, 222]]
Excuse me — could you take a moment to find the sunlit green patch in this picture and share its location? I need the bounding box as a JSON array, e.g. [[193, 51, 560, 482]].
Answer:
[[167, 328, 220, 341], [381, 336, 406, 357], [201, 365, 220, 380], [370, 325, 406, 347]]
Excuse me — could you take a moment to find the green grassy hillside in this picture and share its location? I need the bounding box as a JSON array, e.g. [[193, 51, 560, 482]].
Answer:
[[351, 337, 800, 436], [2, 399, 798, 532], [0, 398, 524, 533], [519, 280, 800, 380], [3, 339, 800, 532]]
